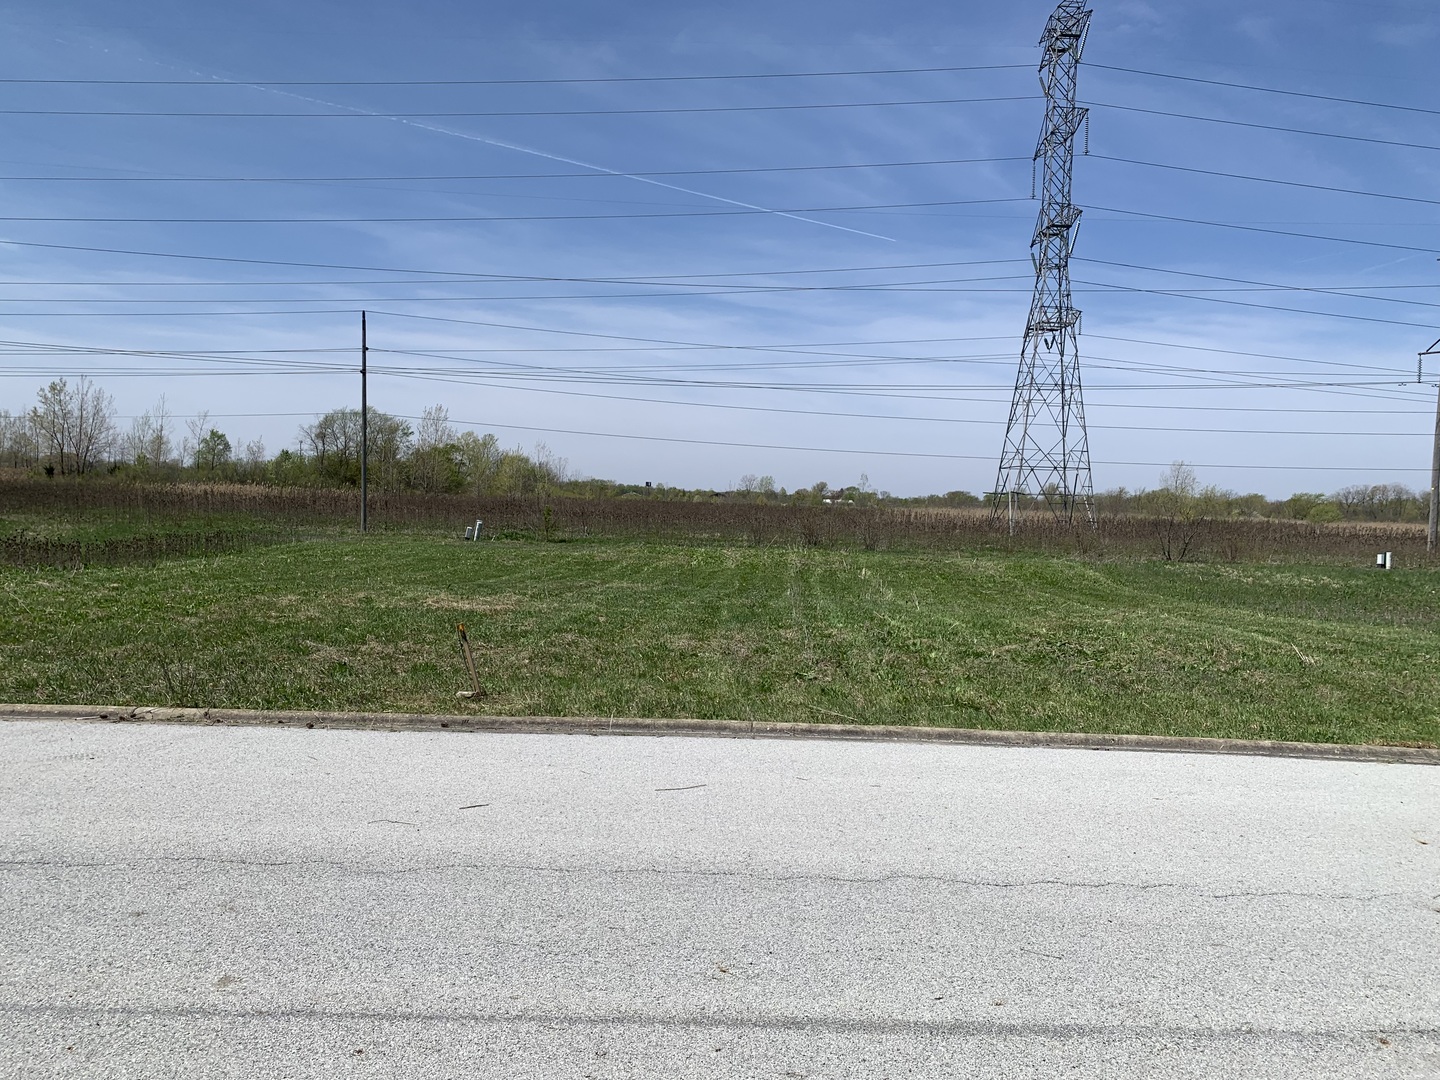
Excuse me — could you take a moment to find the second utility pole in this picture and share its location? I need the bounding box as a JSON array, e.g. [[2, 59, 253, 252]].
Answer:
[[1421, 339, 1440, 553], [361, 310, 369, 533]]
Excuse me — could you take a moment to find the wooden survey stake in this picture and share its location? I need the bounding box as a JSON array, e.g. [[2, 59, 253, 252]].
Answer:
[[457, 623, 482, 696]]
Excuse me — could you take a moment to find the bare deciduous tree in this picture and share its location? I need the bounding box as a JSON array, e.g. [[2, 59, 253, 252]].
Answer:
[[410, 404, 459, 493], [0, 410, 40, 468], [182, 410, 212, 468], [30, 377, 117, 475], [125, 395, 174, 467], [415, 404, 455, 452]]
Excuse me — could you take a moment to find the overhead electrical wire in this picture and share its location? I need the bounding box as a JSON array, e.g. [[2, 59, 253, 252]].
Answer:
[[440, 381, 1434, 438], [0, 196, 1027, 224], [1088, 63, 1440, 120], [102, 400, 1434, 420], [0, 263, 1432, 319], [14, 325, 1366, 370], [376, 377, 1427, 438], [14, 348, 1426, 410], [349, 409, 1431, 473], [0, 95, 1036, 118], [3, 277, 1434, 316], [1076, 260, 1440, 319], [1091, 154, 1440, 210], [403, 342, 1383, 394], [1085, 99, 1440, 154], [1, 153, 1432, 238], [0, 63, 1032, 87], [373, 343, 1407, 383], [0, 274, 1038, 303], [0, 308, 361, 317], [0, 268, 1033, 289], [0, 238, 1035, 280], [0, 155, 1026, 182], [0, 310, 1420, 383], [6, 329, 1414, 394], [1078, 259, 1440, 300], [1076, 278, 1440, 331], [362, 307, 1392, 351], [367, 348, 1409, 393], [1086, 205, 1440, 256]]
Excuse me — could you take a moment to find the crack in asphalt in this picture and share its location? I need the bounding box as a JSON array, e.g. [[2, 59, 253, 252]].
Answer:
[[0, 1000, 1437, 1042], [0, 856, 1410, 902]]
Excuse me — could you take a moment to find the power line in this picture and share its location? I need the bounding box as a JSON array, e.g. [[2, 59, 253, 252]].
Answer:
[[0, 269, 1034, 290], [7, 282, 1433, 326], [1078, 260, 1440, 297], [361, 312, 1430, 384], [0, 274, 1037, 303], [1092, 154, 1440, 210], [1088, 63, 1440, 120], [0, 237, 1032, 281], [14, 270, 1440, 292], [0, 305, 1421, 383], [111, 401, 1435, 420], [1077, 259, 1440, 316], [374, 374, 1428, 438], [10, 337, 1407, 393], [370, 354, 1407, 394], [0, 308, 359, 317], [363, 336, 1429, 406], [1087, 204, 1440, 256], [0, 64, 1031, 87], [0, 238, 544, 277], [0, 155, 1026, 182], [367, 411, 1431, 473], [377, 333, 1410, 380], [0, 94, 1034, 118], [0, 196, 1027, 224], [0, 368, 329, 377], [1077, 278, 1440, 331], [1084, 329, 1411, 377], [1087, 99, 1440, 154], [11, 345, 1425, 408]]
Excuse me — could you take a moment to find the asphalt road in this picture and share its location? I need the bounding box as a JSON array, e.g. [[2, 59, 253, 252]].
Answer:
[[1, 719, 1437, 1079]]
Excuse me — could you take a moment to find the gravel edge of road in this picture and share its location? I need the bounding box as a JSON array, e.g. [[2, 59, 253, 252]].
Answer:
[[1, 703, 1436, 765]]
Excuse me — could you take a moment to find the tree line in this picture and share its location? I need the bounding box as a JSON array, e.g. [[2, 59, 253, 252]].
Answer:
[[0, 378, 570, 497], [0, 377, 1431, 521]]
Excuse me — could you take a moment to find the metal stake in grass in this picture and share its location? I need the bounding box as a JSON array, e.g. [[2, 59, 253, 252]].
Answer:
[[456, 622, 482, 698]]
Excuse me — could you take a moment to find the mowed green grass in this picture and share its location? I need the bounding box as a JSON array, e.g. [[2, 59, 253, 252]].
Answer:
[[2, 535, 1437, 745]]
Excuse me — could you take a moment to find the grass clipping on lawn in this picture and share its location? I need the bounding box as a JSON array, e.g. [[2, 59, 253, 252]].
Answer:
[[2, 536, 1435, 747]]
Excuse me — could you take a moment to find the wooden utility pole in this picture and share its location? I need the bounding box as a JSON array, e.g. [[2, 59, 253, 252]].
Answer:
[[1422, 340, 1440, 553], [1430, 379, 1440, 554], [361, 310, 369, 533]]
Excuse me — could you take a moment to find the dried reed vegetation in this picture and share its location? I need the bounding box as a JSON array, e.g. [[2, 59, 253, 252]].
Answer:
[[0, 477, 1428, 568]]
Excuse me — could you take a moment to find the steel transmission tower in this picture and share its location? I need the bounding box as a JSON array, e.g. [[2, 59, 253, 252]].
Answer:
[[994, 0, 1095, 524]]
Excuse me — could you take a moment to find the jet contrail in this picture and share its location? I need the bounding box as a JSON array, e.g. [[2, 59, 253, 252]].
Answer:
[[143, 48, 898, 243]]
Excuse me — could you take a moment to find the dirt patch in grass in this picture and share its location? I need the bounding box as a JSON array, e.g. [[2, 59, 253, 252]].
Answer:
[[420, 592, 522, 613]]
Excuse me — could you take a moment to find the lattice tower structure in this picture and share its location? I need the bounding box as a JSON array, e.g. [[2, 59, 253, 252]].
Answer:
[[994, 0, 1095, 523]]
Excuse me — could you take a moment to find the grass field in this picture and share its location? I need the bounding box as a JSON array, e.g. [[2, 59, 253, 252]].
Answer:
[[2, 533, 1436, 746]]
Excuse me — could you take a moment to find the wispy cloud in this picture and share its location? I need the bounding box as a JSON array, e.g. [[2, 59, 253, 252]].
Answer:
[[1372, 21, 1439, 48]]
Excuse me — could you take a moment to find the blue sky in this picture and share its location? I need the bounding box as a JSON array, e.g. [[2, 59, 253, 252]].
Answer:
[[1, 0, 1437, 497]]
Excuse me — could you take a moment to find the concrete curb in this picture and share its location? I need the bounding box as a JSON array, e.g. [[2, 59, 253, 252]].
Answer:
[[1, 703, 1436, 765]]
